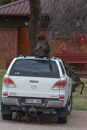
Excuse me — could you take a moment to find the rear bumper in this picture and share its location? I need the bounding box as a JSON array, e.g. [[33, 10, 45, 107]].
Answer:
[[3, 97, 64, 108]]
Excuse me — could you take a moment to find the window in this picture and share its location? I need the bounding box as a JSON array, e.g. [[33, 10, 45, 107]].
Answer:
[[54, 30, 73, 37], [59, 62, 65, 75], [9, 59, 60, 78]]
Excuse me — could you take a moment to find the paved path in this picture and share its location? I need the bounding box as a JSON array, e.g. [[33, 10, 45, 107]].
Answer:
[[0, 106, 87, 130]]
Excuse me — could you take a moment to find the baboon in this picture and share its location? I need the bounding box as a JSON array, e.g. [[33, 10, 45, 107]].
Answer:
[[20, 111, 42, 123], [30, 34, 50, 56], [21, 112, 30, 122], [16, 111, 25, 121], [29, 34, 52, 71], [62, 60, 84, 94], [69, 66, 84, 94]]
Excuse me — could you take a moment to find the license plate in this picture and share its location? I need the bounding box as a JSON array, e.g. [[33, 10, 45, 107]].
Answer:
[[25, 99, 42, 104]]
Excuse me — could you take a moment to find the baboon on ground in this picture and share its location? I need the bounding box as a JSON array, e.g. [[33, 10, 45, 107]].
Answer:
[[29, 34, 52, 71], [20, 111, 42, 123], [16, 111, 25, 121], [62, 60, 84, 94]]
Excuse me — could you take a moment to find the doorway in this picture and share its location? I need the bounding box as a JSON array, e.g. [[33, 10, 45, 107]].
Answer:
[[18, 28, 31, 56]]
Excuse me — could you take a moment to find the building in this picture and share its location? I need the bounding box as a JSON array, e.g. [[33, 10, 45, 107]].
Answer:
[[0, 0, 87, 76]]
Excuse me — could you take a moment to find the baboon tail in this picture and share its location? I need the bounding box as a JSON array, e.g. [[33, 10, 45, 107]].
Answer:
[[48, 55, 52, 71], [80, 81, 84, 94]]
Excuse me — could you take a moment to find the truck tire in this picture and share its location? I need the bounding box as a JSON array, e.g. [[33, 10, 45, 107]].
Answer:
[[2, 113, 12, 120], [57, 116, 67, 124], [68, 94, 72, 115]]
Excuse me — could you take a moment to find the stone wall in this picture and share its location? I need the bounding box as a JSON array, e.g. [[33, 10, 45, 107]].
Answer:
[[40, 31, 87, 56], [0, 29, 18, 68], [50, 37, 87, 56]]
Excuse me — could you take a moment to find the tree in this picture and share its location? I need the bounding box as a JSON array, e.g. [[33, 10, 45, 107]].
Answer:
[[28, 0, 87, 49], [29, 0, 41, 52], [0, 0, 17, 5], [48, 0, 87, 38]]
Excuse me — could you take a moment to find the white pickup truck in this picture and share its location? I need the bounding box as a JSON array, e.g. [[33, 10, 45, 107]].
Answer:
[[1, 56, 73, 123]]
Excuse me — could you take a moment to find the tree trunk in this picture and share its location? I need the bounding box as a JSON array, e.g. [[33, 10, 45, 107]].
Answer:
[[29, 0, 41, 52]]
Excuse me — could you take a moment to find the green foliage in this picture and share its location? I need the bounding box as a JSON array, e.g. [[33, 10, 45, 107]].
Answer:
[[0, 0, 17, 5]]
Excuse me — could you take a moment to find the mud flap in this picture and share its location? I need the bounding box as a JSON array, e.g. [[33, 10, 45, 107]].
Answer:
[[1, 101, 11, 114], [56, 102, 68, 117]]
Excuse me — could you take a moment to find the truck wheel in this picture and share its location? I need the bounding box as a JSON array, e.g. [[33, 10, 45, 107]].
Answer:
[[68, 94, 72, 115], [57, 116, 67, 124], [2, 113, 12, 120]]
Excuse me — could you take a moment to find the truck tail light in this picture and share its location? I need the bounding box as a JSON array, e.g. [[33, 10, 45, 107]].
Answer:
[[59, 95, 65, 99], [3, 77, 16, 88], [51, 81, 66, 90], [3, 91, 8, 96]]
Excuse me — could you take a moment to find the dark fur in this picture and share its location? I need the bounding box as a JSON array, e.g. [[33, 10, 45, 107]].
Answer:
[[62, 60, 84, 94], [16, 111, 42, 123], [29, 34, 52, 71], [69, 66, 84, 94]]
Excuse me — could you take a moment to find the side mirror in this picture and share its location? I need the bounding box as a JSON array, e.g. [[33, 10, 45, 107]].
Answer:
[[69, 69, 77, 77]]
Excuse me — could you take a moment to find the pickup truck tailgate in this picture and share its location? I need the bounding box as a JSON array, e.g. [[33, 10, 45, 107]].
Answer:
[[7, 76, 60, 98], [7, 58, 60, 99]]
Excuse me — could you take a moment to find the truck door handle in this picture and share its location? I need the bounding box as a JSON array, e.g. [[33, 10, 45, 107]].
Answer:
[[30, 80, 39, 83]]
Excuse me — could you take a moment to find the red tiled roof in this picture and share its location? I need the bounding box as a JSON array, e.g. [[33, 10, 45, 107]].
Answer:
[[0, 0, 53, 15]]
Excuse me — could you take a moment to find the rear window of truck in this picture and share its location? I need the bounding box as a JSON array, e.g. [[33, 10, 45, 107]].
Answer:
[[9, 59, 60, 78]]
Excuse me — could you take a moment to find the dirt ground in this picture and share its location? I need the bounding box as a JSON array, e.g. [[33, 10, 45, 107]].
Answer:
[[0, 107, 87, 130]]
